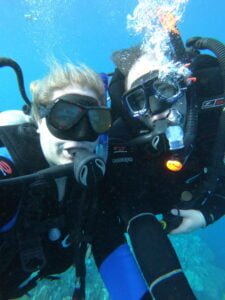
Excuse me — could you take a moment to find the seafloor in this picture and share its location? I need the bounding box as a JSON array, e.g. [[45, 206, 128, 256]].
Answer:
[[18, 233, 225, 300]]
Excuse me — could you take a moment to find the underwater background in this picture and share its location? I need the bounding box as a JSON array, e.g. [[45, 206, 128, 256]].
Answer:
[[1, 0, 225, 299]]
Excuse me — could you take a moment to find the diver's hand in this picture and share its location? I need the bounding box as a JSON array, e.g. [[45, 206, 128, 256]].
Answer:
[[169, 209, 206, 234]]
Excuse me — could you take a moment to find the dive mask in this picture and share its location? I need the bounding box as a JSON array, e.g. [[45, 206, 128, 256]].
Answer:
[[122, 71, 186, 117], [123, 71, 188, 152], [39, 93, 111, 141]]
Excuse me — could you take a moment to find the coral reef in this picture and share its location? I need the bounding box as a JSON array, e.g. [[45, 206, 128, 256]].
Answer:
[[171, 233, 225, 299], [18, 233, 225, 300]]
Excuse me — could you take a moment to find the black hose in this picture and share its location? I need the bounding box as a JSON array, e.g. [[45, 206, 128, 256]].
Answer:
[[0, 57, 31, 108], [186, 37, 225, 91], [127, 132, 154, 146], [0, 163, 73, 186]]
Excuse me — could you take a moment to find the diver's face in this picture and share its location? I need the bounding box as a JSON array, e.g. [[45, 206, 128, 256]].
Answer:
[[38, 85, 99, 166], [126, 56, 163, 128], [125, 56, 186, 130]]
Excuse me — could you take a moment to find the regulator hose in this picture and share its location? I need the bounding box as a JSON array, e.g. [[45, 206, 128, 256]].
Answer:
[[0, 57, 31, 111]]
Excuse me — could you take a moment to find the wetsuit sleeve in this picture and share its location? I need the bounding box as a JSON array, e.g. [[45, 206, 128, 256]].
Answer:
[[189, 108, 225, 226], [196, 176, 225, 225]]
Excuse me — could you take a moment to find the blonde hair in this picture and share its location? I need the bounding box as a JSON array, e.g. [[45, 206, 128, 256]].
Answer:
[[30, 61, 105, 122]]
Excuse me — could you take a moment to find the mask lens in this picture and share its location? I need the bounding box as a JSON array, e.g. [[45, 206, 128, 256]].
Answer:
[[49, 101, 84, 130], [88, 108, 111, 133], [125, 88, 147, 115], [43, 94, 111, 141], [153, 80, 180, 103]]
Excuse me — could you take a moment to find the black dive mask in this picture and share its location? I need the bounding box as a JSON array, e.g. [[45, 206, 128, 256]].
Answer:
[[123, 72, 188, 152], [123, 71, 186, 117], [39, 93, 111, 141]]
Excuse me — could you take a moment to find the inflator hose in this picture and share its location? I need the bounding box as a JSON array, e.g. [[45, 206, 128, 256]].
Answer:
[[0, 57, 31, 108], [0, 163, 73, 185]]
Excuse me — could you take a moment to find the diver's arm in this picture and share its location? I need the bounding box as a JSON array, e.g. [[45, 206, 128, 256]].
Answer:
[[197, 192, 225, 225], [168, 192, 225, 234], [169, 209, 206, 234], [192, 176, 225, 226], [169, 177, 225, 234]]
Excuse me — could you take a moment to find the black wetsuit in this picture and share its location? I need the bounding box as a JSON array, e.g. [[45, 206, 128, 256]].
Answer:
[[0, 166, 90, 299], [1, 102, 225, 299], [97, 105, 225, 299], [0, 123, 149, 300]]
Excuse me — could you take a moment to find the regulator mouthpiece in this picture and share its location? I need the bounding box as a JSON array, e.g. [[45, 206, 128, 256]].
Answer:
[[73, 149, 106, 188]]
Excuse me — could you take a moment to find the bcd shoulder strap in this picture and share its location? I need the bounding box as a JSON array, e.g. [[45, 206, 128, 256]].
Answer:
[[0, 123, 50, 275]]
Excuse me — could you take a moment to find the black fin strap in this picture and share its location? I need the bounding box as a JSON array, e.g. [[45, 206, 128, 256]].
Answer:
[[17, 180, 48, 273]]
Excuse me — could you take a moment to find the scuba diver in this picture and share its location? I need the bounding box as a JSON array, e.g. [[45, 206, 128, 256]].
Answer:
[[1, 36, 225, 300], [0, 59, 152, 300], [104, 35, 225, 299]]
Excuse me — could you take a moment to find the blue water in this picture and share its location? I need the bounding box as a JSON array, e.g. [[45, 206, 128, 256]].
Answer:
[[1, 0, 225, 298], [1, 0, 225, 109]]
